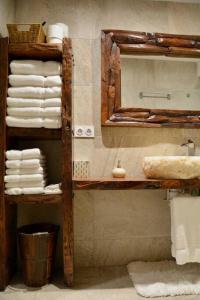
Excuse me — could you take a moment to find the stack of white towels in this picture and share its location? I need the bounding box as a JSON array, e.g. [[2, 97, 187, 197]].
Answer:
[[6, 60, 62, 129], [5, 148, 46, 195]]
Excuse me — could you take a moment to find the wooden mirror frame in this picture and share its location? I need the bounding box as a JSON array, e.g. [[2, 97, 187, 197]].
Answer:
[[101, 29, 200, 128]]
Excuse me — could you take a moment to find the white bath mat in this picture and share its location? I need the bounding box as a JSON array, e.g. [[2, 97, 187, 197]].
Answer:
[[127, 260, 200, 298]]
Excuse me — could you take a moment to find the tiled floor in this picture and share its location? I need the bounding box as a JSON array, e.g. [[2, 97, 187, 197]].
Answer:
[[1, 266, 200, 300]]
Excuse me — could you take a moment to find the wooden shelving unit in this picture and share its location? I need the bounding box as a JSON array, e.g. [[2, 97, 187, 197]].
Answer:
[[73, 178, 200, 190], [0, 38, 73, 289]]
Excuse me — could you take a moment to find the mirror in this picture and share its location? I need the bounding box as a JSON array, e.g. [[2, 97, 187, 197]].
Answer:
[[121, 55, 200, 110], [101, 29, 200, 128]]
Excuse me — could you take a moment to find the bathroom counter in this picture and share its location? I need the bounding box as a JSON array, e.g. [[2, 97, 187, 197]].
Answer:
[[73, 178, 200, 190]]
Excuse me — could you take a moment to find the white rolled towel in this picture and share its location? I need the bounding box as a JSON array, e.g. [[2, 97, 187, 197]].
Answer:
[[43, 98, 61, 107], [10, 60, 61, 76], [8, 87, 61, 99], [6, 116, 43, 128], [9, 75, 45, 87], [6, 167, 44, 175], [7, 97, 43, 108], [5, 181, 46, 188], [4, 174, 43, 183], [6, 159, 43, 169], [5, 187, 44, 195], [44, 117, 61, 128]]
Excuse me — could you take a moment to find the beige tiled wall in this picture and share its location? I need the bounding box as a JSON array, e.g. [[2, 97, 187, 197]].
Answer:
[[15, 0, 200, 267], [0, 0, 15, 36]]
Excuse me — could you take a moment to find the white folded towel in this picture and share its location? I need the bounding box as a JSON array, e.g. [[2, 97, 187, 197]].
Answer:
[[44, 117, 61, 128], [171, 195, 200, 264], [4, 174, 43, 183], [44, 183, 62, 194], [9, 75, 45, 87], [7, 107, 43, 117], [45, 76, 62, 87], [6, 159, 43, 169], [5, 181, 45, 188], [43, 107, 61, 117], [5, 187, 44, 195], [6, 150, 21, 160], [6, 167, 44, 175], [6, 116, 43, 128], [43, 98, 61, 107], [8, 87, 61, 99], [7, 97, 43, 108], [10, 60, 61, 76], [22, 148, 42, 159]]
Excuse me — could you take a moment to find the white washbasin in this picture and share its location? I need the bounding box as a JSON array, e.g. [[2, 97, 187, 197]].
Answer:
[[143, 156, 200, 179]]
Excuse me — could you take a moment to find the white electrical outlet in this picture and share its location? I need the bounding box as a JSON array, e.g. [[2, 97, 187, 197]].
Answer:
[[74, 126, 94, 138]]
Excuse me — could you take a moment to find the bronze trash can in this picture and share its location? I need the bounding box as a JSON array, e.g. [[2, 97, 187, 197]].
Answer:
[[18, 223, 59, 287]]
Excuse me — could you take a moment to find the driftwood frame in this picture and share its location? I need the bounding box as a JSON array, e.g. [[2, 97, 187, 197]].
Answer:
[[101, 29, 200, 128]]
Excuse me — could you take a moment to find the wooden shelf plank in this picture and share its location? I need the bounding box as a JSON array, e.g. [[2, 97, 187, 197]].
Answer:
[[6, 194, 62, 204], [73, 178, 200, 190], [8, 43, 62, 61], [7, 127, 61, 139], [103, 121, 200, 128]]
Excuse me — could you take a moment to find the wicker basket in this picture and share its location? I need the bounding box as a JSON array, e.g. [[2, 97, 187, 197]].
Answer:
[[7, 23, 46, 43]]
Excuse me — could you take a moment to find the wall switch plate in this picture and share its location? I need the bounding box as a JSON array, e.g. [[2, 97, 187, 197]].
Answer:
[[74, 126, 94, 138], [73, 161, 90, 178]]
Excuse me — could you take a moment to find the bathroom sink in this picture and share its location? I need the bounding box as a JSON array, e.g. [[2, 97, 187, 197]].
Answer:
[[143, 156, 200, 179]]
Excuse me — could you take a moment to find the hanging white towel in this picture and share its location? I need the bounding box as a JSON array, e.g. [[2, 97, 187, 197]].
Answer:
[[8, 87, 61, 99], [6, 159, 43, 169], [44, 117, 61, 128], [10, 60, 61, 76], [6, 167, 44, 175], [43, 98, 61, 107], [7, 97, 43, 108], [6, 116, 43, 128], [170, 195, 200, 264], [9, 75, 45, 87]]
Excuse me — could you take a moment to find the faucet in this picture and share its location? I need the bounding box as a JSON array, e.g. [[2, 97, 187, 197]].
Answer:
[[181, 139, 195, 156]]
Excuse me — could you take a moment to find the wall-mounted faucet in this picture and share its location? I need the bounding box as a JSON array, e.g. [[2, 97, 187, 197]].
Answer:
[[181, 139, 195, 156]]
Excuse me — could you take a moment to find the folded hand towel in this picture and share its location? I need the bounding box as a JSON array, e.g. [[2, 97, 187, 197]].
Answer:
[[7, 97, 43, 108], [43, 107, 61, 117], [5, 187, 44, 195], [22, 148, 42, 159], [6, 159, 43, 169], [10, 60, 61, 76], [8, 87, 61, 99], [44, 183, 62, 194], [43, 98, 61, 107], [6, 116, 43, 128], [4, 174, 43, 183], [6, 167, 44, 175], [23, 187, 44, 194], [171, 195, 200, 264], [7, 107, 43, 117], [9, 75, 45, 87], [45, 87, 61, 98], [44, 117, 61, 128], [5, 181, 46, 188], [6, 150, 22, 160], [8, 87, 45, 99], [44, 76, 62, 87]]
